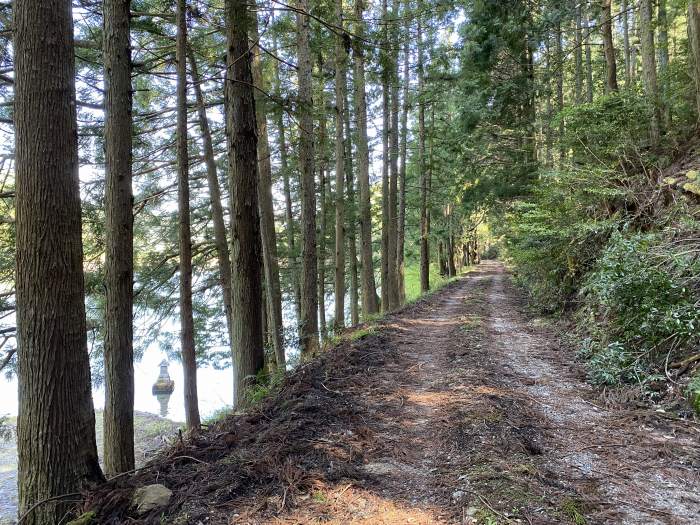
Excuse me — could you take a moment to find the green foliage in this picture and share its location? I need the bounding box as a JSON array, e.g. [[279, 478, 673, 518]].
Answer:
[[578, 232, 700, 387], [560, 498, 586, 525], [202, 405, 235, 426], [686, 374, 700, 415], [557, 92, 652, 164], [244, 367, 286, 406], [501, 167, 623, 312], [404, 262, 453, 303]]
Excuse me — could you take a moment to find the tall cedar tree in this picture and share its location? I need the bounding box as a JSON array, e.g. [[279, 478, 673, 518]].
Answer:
[[14, 1, 104, 523], [333, 0, 347, 330], [226, 0, 266, 404], [380, 0, 390, 311], [176, 0, 201, 430], [344, 71, 361, 325], [640, 0, 661, 145], [387, 0, 400, 309], [297, 0, 321, 355], [251, 14, 285, 369], [397, 22, 410, 304], [103, 0, 135, 475], [691, 0, 700, 120], [354, 0, 380, 315], [418, 16, 429, 292], [601, 0, 618, 92]]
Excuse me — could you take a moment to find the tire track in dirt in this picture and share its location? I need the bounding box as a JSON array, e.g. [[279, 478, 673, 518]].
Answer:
[[87, 261, 699, 524], [479, 261, 700, 524]]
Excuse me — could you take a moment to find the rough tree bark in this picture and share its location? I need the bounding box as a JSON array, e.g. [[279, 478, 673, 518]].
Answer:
[[690, 0, 700, 121], [14, 1, 104, 522], [584, 5, 594, 102], [333, 0, 347, 331], [418, 17, 429, 293], [176, 0, 201, 430], [353, 0, 380, 316], [188, 49, 234, 348], [397, 25, 409, 304], [601, 0, 619, 92], [387, 0, 400, 310], [574, 1, 583, 103], [297, 0, 320, 355], [380, 0, 390, 312], [622, 0, 632, 85], [103, 0, 135, 476], [317, 87, 328, 339], [556, 21, 565, 159], [251, 15, 285, 369], [657, 0, 671, 127], [639, 0, 660, 146], [344, 80, 360, 326], [226, 0, 266, 404]]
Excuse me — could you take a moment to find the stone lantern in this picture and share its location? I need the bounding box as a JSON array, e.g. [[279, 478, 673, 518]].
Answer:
[[152, 360, 175, 417]]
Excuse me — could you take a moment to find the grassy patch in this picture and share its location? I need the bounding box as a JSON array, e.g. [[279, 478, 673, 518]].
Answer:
[[348, 326, 377, 341], [561, 497, 587, 524], [404, 262, 456, 303], [202, 405, 235, 426]]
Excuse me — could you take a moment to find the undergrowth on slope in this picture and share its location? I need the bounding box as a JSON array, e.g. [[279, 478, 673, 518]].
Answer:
[[498, 90, 700, 408]]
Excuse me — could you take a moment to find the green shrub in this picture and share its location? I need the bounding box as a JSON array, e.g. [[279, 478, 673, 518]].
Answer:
[[501, 166, 622, 312], [579, 232, 700, 387], [686, 374, 700, 414], [557, 91, 652, 164]]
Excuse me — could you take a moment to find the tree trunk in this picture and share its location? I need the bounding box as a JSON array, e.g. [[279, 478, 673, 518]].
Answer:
[[14, 1, 104, 521], [317, 135, 328, 340], [437, 241, 445, 276], [601, 0, 619, 92], [387, 0, 400, 310], [657, 0, 669, 73], [556, 21, 565, 160], [353, 0, 379, 316], [657, 0, 671, 127], [622, 0, 632, 85], [333, 0, 346, 331], [690, 0, 700, 121], [544, 33, 553, 165], [380, 0, 390, 312], [226, 0, 265, 405], [447, 212, 456, 277], [418, 17, 430, 293], [188, 48, 234, 349], [630, 6, 638, 81], [584, 5, 594, 102], [272, 35, 302, 324], [639, 0, 660, 146], [317, 69, 329, 340], [297, 0, 320, 355], [397, 27, 409, 304], [176, 0, 200, 430], [251, 15, 285, 370], [344, 80, 360, 326], [574, 2, 583, 103], [103, 0, 135, 476]]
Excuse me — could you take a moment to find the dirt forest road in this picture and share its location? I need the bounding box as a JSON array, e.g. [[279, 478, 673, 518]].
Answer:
[[94, 261, 700, 524]]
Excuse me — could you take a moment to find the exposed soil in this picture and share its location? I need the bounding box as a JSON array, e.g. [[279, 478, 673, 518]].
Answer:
[[85, 262, 700, 524]]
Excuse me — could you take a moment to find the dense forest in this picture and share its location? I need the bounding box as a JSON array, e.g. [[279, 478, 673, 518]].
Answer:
[[0, 0, 699, 523]]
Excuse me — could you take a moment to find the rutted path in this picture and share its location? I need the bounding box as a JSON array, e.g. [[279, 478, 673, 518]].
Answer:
[[89, 262, 700, 524]]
